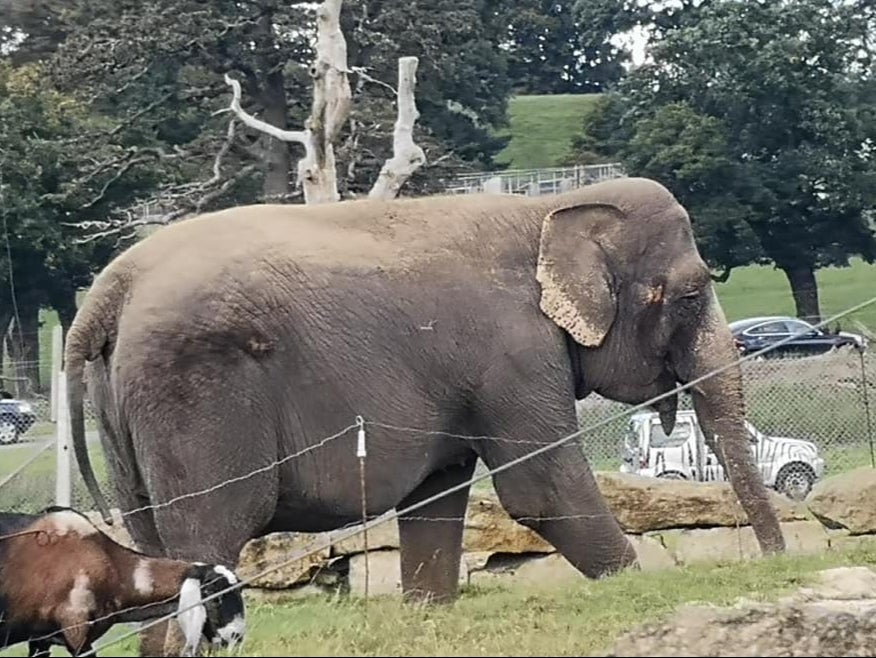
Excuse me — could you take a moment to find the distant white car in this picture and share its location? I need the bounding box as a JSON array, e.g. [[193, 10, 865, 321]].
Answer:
[[619, 409, 825, 500]]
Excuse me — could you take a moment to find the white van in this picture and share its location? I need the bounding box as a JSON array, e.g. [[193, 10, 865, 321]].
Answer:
[[619, 409, 825, 500]]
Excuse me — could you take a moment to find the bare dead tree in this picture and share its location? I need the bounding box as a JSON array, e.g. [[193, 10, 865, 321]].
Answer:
[[66, 0, 426, 245], [225, 0, 425, 204], [367, 56, 426, 200]]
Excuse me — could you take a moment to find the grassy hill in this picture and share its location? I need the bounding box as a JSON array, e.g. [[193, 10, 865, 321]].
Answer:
[[494, 93, 601, 170], [13, 92, 876, 381], [714, 258, 876, 334], [494, 93, 876, 333]]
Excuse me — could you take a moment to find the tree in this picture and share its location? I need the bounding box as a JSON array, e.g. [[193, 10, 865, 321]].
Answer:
[[18, 0, 510, 224], [574, 0, 876, 322], [222, 0, 425, 205], [0, 60, 148, 393], [480, 0, 637, 94]]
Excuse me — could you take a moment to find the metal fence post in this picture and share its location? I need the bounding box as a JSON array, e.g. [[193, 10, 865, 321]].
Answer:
[[860, 349, 874, 468], [50, 324, 63, 422], [55, 368, 72, 507]]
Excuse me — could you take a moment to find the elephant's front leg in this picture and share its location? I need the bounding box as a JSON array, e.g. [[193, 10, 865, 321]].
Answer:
[[396, 457, 477, 604], [475, 386, 638, 579]]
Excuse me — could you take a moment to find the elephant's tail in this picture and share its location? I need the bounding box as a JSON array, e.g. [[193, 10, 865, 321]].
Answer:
[[64, 266, 131, 526]]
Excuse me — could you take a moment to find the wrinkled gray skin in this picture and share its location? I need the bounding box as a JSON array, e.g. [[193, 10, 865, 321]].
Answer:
[[65, 177, 785, 628]]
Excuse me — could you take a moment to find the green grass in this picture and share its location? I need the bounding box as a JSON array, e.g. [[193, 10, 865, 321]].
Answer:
[[0, 440, 109, 513], [714, 258, 876, 331], [3, 543, 875, 657], [494, 94, 601, 170]]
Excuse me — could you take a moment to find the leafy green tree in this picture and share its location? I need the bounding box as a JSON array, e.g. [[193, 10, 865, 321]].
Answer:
[[574, 0, 876, 322], [478, 0, 638, 94], [0, 61, 153, 392], [14, 0, 512, 212]]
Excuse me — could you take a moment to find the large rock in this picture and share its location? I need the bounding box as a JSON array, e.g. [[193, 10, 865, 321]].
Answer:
[[652, 521, 829, 566], [236, 531, 331, 589], [627, 533, 677, 571], [595, 472, 807, 533], [348, 550, 404, 597], [329, 514, 400, 555], [604, 567, 876, 657], [807, 467, 876, 535], [797, 566, 876, 601], [468, 552, 583, 588], [462, 492, 554, 553], [348, 549, 468, 597]]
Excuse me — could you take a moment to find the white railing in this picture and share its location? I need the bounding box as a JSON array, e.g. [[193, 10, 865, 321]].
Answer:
[[444, 163, 626, 196]]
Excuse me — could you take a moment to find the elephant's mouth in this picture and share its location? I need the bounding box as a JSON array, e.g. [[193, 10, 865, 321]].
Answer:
[[596, 365, 680, 434], [649, 366, 681, 436]]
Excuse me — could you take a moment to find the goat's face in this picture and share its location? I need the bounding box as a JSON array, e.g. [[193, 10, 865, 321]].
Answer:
[[177, 563, 245, 656]]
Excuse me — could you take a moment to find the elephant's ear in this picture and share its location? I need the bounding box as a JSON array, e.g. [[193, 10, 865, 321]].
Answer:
[[536, 202, 623, 347]]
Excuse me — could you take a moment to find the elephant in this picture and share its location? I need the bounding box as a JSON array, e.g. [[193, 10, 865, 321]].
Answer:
[[65, 176, 785, 619]]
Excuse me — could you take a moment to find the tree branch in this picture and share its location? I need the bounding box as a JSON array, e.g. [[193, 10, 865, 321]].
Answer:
[[368, 56, 426, 200], [223, 0, 351, 205], [66, 114, 251, 243], [224, 73, 310, 144]]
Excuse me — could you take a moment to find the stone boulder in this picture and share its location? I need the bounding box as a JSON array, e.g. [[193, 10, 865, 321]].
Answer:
[[603, 566, 876, 657], [348, 549, 468, 597], [463, 492, 553, 553], [807, 467, 876, 535], [595, 472, 807, 533], [236, 531, 331, 589], [468, 552, 582, 588], [329, 514, 400, 555]]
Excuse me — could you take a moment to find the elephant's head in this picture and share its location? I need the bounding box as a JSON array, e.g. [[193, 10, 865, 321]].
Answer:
[[535, 177, 785, 555]]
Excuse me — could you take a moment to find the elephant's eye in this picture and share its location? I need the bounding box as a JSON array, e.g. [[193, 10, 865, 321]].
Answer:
[[680, 289, 700, 299]]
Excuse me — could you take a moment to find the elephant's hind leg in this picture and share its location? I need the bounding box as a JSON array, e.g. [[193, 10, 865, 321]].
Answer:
[[396, 457, 477, 604]]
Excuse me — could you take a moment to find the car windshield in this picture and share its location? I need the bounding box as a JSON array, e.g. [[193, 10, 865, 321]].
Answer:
[[649, 419, 694, 448]]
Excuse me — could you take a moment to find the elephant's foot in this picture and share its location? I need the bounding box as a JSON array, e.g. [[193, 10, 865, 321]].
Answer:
[[397, 458, 477, 605], [491, 457, 638, 580]]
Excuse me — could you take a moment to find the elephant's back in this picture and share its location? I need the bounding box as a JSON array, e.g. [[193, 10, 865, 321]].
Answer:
[[114, 192, 539, 276]]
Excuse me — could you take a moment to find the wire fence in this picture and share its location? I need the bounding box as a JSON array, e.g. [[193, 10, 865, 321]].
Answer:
[[576, 344, 875, 497], [0, 300, 874, 657], [1, 340, 873, 516]]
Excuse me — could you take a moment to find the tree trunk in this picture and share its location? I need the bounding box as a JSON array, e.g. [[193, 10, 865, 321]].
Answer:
[[0, 308, 11, 394], [5, 302, 41, 396], [50, 285, 78, 339], [781, 265, 821, 323], [258, 73, 293, 200]]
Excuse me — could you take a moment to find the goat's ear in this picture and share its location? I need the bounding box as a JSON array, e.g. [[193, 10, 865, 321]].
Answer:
[[184, 563, 211, 581]]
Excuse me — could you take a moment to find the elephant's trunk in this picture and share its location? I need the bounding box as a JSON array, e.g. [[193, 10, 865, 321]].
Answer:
[[676, 295, 786, 555]]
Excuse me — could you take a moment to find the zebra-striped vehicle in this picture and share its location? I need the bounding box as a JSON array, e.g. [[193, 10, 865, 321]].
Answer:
[[619, 409, 825, 500]]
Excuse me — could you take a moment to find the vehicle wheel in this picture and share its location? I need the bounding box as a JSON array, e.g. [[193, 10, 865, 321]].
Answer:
[[0, 420, 18, 445], [776, 462, 815, 501], [657, 471, 687, 480]]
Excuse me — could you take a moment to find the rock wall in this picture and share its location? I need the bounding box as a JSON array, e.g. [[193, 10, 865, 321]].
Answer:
[[86, 468, 876, 598]]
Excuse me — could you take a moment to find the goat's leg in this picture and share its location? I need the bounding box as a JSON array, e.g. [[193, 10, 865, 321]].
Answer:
[[27, 640, 51, 657], [57, 615, 89, 658]]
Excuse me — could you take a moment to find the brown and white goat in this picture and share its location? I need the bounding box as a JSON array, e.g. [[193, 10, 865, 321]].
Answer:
[[0, 506, 245, 657]]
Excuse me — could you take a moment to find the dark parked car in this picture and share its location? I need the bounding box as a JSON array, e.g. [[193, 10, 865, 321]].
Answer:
[[729, 315, 868, 359], [0, 396, 37, 444]]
